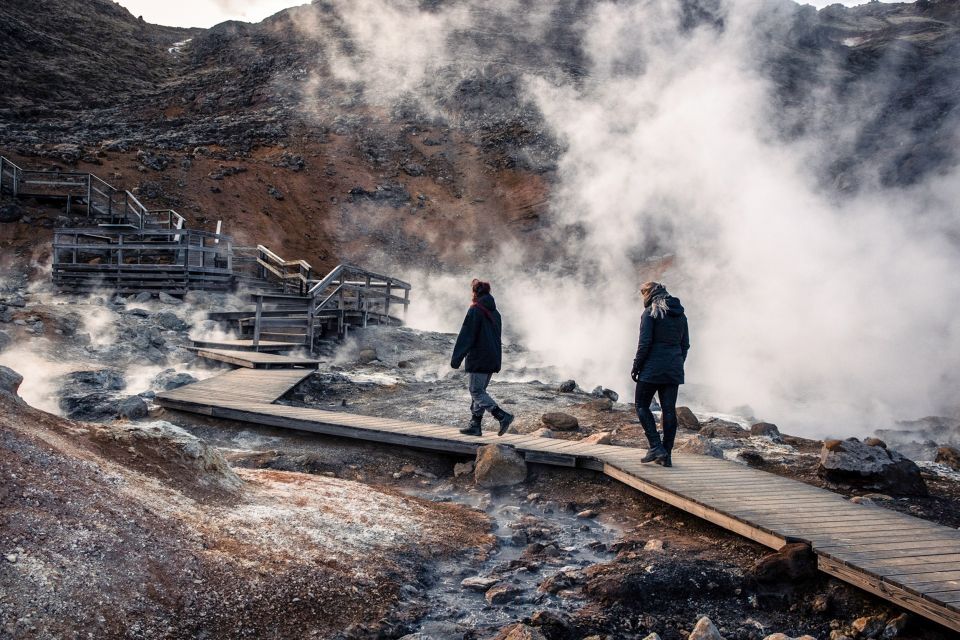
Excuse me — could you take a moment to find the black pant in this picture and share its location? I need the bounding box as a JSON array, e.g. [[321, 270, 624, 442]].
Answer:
[[635, 382, 679, 451]]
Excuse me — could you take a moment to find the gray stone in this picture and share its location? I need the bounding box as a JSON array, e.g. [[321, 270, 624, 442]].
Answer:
[[157, 292, 182, 305], [5, 294, 25, 308], [530, 428, 554, 438], [133, 291, 152, 303], [851, 615, 886, 639], [541, 412, 578, 431], [586, 397, 613, 411], [881, 613, 910, 639], [818, 438, 927, 496], [0, 366, 23, 397], [676, 434, 724, 458], [558, 379, 577, 393], [0, 329, 11, 352], [475, 444, 527, 488], [601, 388, 619, 402], [60, 369, 126, 392]]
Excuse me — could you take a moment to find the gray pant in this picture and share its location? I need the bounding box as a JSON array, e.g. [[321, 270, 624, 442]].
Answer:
[[468, 372, 498, 414]]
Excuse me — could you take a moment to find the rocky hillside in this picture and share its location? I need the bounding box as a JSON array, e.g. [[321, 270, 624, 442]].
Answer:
[[1, 0, 958, 271], [0, 365, 490, 638]]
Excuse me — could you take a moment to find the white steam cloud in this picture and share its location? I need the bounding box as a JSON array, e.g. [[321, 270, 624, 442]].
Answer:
[[302, 0, 960, 437]]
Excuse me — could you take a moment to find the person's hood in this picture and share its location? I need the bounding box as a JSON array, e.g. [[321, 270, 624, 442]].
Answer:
[[665, 295, 684, 316], [476, 293, 497, 311]]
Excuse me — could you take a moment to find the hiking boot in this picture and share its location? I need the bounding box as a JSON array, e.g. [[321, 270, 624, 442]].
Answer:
[[655, 452, 673, 467], [641, 445, 667, 464], [491, 407, 515, 437], [459, 411, 483, 436]]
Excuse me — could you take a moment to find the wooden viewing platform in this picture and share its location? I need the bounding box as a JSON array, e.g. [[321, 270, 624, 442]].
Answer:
[[158, 367, 960, 632]]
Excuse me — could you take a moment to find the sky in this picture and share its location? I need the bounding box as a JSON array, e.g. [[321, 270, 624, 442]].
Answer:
[[115, 0, 883, 28], [114, 0, 307, 28]]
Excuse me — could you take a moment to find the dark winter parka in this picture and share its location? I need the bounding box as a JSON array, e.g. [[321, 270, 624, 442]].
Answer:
[[451, 293, 503, 373], [632, 295, 690, 385]]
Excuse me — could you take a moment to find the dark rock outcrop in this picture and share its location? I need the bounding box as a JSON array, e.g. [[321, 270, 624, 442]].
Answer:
[[817, 437, 928, 496]]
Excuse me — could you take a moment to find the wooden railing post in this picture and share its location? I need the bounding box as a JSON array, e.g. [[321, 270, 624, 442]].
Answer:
[[253, 295, 263, 350], [385, 282, 392, 320], [403, 287, 410, 323]]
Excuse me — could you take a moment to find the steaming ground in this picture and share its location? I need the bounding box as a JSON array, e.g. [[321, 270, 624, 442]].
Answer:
[[3, 280, 960, 637], [306, 0, 960, 439]]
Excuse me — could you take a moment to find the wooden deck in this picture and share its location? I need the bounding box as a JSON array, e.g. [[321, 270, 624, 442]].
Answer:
[[158, 367, 960, 632], [196, 348, 320, 369]]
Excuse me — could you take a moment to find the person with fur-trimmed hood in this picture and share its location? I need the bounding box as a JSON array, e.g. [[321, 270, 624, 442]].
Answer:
[[632, 281, 690, 467], [451, 279, 514, 436]]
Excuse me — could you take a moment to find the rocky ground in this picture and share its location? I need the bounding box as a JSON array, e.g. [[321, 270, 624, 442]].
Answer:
[[2, 279, 960, 639]]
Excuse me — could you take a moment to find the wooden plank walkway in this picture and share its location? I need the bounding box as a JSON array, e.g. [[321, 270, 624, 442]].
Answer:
[[157, 368, 960, 632], [196, 348, 320, 369], [189, 338, 295, 352]]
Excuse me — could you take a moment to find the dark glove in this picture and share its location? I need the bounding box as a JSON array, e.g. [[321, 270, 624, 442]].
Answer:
[[451, 359, 462, 370], [631, 370, 640, 383]]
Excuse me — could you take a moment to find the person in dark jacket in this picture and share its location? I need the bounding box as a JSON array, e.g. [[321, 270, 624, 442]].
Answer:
[[451, 279, 514, 436], [632, 281, 690, 467]]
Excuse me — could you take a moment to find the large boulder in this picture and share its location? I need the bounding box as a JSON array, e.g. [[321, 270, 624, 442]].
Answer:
[[750, 543, 817, 584], [677, 406, 700, 430], [475, 444, 527, 488], [60, 393, 147, 421], [541, 412, 578, 431], [0, 366, 23, 396], [558, 380, 577, 393], [60, 369, 126, 392], [153, 311, 188, 331], [817, 438, 928, 496], [676, 434, 724, 458]]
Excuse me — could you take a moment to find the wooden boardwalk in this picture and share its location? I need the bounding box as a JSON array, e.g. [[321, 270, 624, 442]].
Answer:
[[196, 348, 320, 369], [158, 368, 960, 632]]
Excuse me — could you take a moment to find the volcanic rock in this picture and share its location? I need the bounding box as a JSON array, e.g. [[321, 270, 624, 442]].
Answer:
[[851, 615, 886, 638], [491, 624, 547, 640], [934, 446, 960, 471], [699, 420, 749, 439], [541, 412, 578, 431], [474, 444, 527, 488], [882, 613, 910, 638], [460, 575, 498, 591], [586, 397, 613, 411], [750, 422, 783, 441], [0, 329, 11, 352], [762, 635, 817, 640], [118, 396, 149, 420], [817, 438, 927, 496], [689, 616, 724, 640], [677, 406, 700, 430], [485, 583, 523, 604], [151, 369, 198, 391], [750, 543, 817, 584], [676, 434, 724, 458], [0, 366, 23, 396], [357, 348, 378, 363], [0, 203, 23, 223], [154, 311, 189, 331], [157, 292, 182, 305], [558, 379, 577, 393], [581, 431, 612, 445], [60, 368, 126, 392], [530, 428, 554, 438], [453, 460, 474, 477]]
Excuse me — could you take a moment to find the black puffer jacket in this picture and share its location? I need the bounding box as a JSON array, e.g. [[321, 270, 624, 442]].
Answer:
[[451, 293, 502, 373], [632, 296, 690, 384]]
